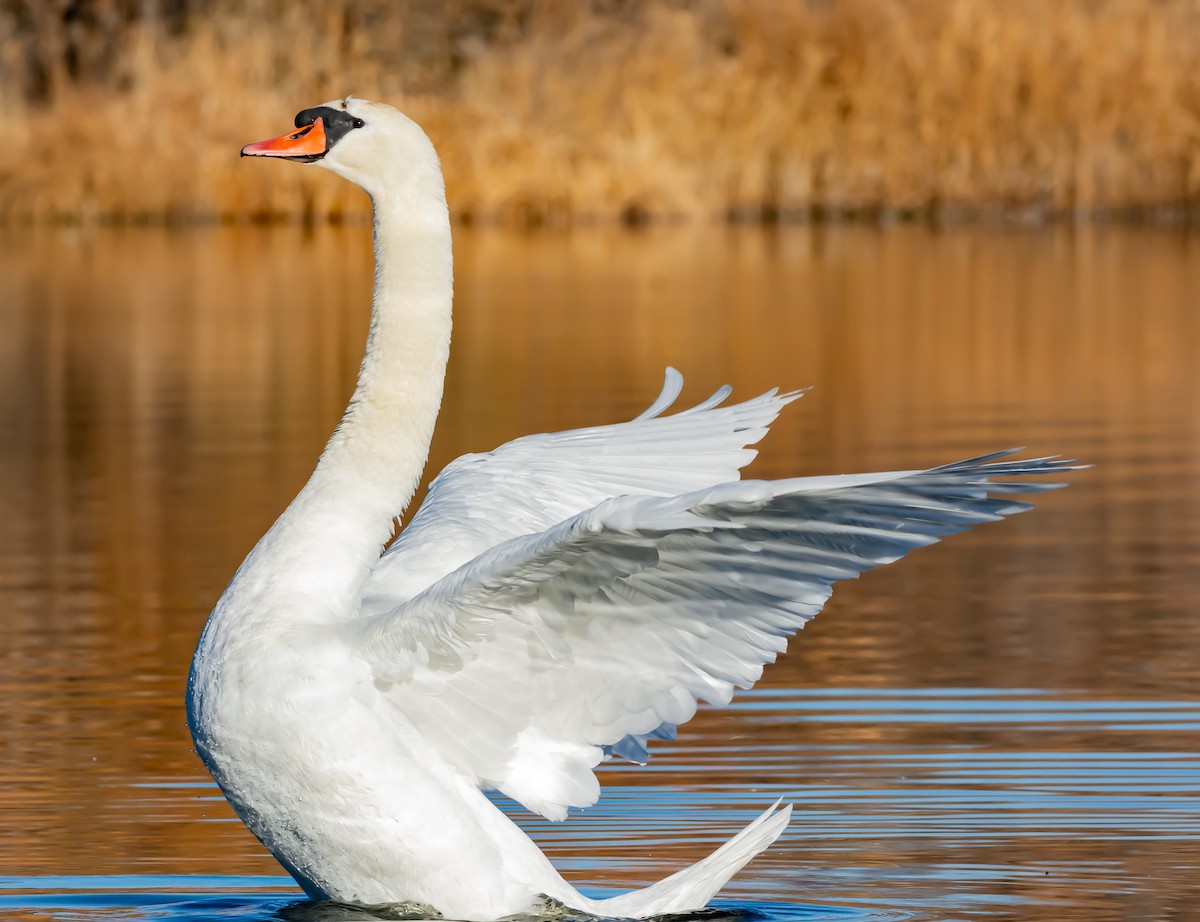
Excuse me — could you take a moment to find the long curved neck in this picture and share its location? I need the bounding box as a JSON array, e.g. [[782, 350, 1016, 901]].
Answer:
[[317, 188, 453, 515], [228, 170, 453, 623]]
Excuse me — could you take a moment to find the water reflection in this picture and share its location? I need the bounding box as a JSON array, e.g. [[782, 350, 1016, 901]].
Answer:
[[0, 223, 1197, 920]]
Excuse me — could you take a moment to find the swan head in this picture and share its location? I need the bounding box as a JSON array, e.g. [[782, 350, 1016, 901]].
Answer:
[[241, 96, 439, 198]]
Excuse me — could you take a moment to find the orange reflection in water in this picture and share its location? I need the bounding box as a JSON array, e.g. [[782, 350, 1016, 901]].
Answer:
[[0, 223, 1197, 917]]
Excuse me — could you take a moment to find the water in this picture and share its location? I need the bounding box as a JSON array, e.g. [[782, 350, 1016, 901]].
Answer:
[[1, 223, 1198, 921]]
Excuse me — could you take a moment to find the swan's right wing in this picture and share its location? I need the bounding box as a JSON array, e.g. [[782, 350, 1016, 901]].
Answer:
[[346, 451, 1080, 821]]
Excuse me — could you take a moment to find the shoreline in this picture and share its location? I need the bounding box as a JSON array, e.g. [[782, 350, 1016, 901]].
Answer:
[[5, 203, 1200, 230]]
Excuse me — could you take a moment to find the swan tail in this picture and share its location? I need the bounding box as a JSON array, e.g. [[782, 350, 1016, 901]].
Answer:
[[589, 801, 792, 918]]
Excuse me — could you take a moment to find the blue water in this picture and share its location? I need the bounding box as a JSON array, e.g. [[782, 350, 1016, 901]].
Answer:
[[0, 884, 899, 922], [4, 689, 1199, 920]]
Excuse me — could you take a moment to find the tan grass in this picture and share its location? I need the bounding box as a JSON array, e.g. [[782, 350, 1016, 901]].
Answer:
[[3, 0, 1200, 223]]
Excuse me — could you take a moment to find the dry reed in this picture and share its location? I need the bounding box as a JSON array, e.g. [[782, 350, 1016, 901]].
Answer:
[[3, 0, 1200, 223]]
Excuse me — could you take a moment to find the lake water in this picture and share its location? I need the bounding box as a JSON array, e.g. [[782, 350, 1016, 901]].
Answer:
[[1, 223, 1198, 921]]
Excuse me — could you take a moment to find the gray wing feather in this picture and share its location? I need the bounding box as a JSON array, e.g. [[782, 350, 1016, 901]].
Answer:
[[348, 450, 1081, 820]]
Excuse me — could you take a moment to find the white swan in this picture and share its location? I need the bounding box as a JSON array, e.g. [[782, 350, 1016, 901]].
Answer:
[[187, 97, 1077, 920]]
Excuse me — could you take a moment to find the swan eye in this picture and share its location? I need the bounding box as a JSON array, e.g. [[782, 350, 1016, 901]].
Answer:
[[352, 117, 366, 129]]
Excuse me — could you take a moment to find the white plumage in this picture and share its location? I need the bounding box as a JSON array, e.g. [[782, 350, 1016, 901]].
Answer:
[[187, 97, 1077, 921]]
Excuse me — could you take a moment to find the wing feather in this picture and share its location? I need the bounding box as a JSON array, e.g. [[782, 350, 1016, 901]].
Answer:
[[345, 449, 1080, 821], [360, 370, 803, 615]]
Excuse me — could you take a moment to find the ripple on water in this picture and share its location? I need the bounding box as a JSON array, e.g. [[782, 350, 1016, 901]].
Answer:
[[0, 878, 918, 922], [9, 688, 1195, 921], [547, 688, 1200, 920]]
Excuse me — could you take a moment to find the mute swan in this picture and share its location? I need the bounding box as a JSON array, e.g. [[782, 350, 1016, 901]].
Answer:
[[186, 97, 1077, 921]]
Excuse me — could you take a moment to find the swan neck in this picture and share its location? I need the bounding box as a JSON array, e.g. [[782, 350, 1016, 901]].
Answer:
[[227, 171, 453, 624], [318, 186, 453, 511]]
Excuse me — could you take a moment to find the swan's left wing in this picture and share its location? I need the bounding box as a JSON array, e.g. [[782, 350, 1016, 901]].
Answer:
[[360, 369, 801, 613], [345, 451, 1079, 821]]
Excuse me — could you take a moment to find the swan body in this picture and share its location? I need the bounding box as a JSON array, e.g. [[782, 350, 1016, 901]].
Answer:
[[187, 97, 1077, 920]]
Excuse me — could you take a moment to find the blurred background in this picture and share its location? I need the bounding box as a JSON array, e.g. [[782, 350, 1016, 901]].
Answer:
[[2, 3, 1200, 921], [4, 0, 1200, 224]]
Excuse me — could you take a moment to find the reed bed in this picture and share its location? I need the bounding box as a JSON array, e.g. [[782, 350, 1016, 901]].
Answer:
[[3, 0, 1200, 224]]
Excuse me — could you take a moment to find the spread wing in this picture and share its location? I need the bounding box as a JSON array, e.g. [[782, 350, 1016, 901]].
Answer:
[[345, 447, 1079, 821], [360, 368, 802, 613]]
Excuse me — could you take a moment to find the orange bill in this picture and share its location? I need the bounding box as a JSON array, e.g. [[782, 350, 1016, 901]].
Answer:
[[241, 118, 327, 160]]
